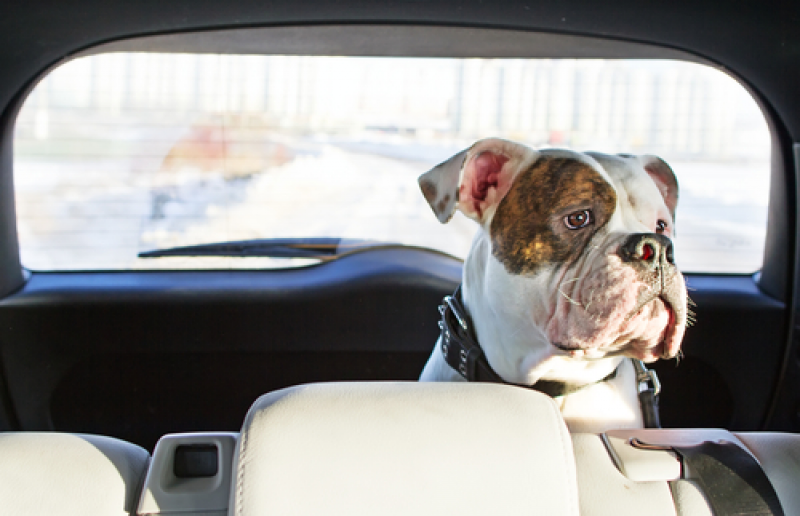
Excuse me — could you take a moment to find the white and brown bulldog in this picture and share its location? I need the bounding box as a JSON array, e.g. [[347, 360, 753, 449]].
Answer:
[[418, 138, 688, 433]]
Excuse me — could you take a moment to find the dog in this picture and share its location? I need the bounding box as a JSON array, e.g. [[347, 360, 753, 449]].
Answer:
[[418, 138, 687, 433]]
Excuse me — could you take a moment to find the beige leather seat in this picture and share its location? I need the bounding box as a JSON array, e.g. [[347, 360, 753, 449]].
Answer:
[[735, 433, 800, 513], [230, 382, 580, 516], [229, 381, 800, 516], [573, 429, 800, 515], [0, 432, 150, 516]]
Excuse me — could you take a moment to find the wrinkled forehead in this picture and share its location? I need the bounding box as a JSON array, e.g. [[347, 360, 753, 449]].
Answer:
[[585, 152, 641, 186], [585, 152, 668, 215], [531, 149, 616, 193], [503, 150, 618, 212]]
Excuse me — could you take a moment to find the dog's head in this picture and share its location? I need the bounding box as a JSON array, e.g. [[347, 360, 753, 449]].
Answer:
[[420, 138, 687, 366]]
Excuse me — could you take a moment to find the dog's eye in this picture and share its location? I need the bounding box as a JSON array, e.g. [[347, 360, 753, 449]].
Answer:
[[656, 220, 668, 234], [564, 210, 593, 230]]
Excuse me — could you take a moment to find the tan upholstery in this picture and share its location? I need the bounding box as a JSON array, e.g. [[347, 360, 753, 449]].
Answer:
[[571, 433, 678, 516], [0, 432, 150, 516], [735, 432, 800, 515], [227, 381, 800, 516], [590, 428, 800, 516], [230, 381, 580, 516], [137, 432, 238, 516]]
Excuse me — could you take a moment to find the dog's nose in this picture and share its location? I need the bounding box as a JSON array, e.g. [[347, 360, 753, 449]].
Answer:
[[618, 233, 674, 266]]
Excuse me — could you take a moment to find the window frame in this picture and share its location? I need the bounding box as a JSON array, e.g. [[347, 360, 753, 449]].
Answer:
[[1, 24, 790, 299]]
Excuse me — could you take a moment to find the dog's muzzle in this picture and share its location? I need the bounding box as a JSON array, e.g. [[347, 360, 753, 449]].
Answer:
[[617, 232, 686, 360], [618, 233, 674, 267]]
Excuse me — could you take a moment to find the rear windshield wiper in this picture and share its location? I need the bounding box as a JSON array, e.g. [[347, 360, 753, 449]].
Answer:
[[137, 238, 393, 260]]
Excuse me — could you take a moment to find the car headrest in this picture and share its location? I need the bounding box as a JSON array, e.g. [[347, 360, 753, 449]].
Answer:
[[0, 432, 150, 516], [229, 381, 580, 516]]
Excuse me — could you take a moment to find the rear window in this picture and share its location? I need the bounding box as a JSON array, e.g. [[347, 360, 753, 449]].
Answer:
[[14, 54, 770, 272]]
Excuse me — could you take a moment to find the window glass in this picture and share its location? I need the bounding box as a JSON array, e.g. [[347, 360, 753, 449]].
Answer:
[[14, 54, 770, 272]]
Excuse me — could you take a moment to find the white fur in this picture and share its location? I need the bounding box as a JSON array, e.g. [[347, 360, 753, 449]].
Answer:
[[420, 142, 685, 433]]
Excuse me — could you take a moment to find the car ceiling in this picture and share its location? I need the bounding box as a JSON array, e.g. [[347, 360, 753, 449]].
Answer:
[[2, 1, 799, 133], [0, 1, 798, 295]]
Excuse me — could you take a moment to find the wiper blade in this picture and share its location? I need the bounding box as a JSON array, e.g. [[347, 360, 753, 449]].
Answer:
[[137, 238, 387, 259]]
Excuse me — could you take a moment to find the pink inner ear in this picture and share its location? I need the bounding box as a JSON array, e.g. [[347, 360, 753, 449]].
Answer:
[[644, 161, 678, 218], [468, 152, 509, 215]]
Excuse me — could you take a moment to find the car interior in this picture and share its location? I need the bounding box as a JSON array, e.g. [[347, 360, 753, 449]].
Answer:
[[1, 1, 799, 515]]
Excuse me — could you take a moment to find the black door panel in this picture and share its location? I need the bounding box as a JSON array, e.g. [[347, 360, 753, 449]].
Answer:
[[0, 248, 460, 449], [654, 275, 786, 430], [0, 248, 788, 450]]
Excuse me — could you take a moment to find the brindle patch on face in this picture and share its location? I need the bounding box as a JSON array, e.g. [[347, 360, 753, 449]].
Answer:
[[490, 156, 617, 275]]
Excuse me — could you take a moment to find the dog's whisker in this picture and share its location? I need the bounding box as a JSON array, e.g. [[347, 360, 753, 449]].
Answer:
[[555, 276, 584, 308], [506, 322, 527, 339], [506, 314, 546, 343], [583, 288, 595, 312], [558, 286, 582, 306]]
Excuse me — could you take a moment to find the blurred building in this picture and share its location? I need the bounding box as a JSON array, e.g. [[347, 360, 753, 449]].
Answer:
[[19, 53, 768, 161]]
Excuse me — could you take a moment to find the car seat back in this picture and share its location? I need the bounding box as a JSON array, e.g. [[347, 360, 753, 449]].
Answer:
[[228, 381, 800, 516], [0, 432, 150, 516], [229, 381, 581, 516], [575, 428, 800, 516]]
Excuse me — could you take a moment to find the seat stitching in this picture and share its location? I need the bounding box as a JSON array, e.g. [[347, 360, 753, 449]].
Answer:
[[235, 424, 249, 516], [546, 398, 579, 516]]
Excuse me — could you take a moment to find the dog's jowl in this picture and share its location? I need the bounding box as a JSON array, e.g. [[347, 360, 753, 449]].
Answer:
[[418, 138, 688, 433]]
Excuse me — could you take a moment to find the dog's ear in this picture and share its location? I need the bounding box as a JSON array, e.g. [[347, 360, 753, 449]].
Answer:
[[640, 155, 679, 219], [418, 149, 468, 223], [419, 138, 536, 224]]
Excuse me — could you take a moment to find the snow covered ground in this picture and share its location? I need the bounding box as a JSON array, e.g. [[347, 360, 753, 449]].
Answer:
[[14, 138, 769, 273]]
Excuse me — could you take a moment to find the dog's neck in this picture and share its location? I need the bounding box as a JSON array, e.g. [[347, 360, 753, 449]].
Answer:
[[462, 232, 623, 386]]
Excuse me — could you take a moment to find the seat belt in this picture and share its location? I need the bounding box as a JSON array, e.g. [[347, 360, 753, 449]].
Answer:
[[633, 438, 784, 515], [674, 441, 784, 515]]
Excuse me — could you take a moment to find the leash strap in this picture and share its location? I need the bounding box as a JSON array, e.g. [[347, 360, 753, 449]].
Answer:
[[633, 359, 662, 428], [669, 441, 784, 515], [437, 286, 616, 398]]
